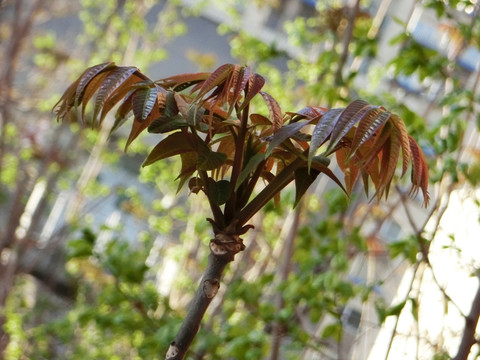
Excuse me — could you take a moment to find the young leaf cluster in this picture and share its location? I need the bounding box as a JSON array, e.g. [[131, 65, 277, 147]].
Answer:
[[55, 62, 429, 231]]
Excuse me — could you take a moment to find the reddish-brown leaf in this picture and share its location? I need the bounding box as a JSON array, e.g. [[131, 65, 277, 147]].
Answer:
[[132, 86, 159, 122], [260, 91, 283, 131], [408, 136, 429, 206], [326, 100, 372, 154], [194, 63, 235, 102], [349, 109, 391, 159], [336, 147, 360, 195], [74, 62, 115, 105], [308, 108, 344, 169], [93, 66, 139, 124], [287, 106, 327, 122], [361, 121, 393, 166], [390, 114, 412, 176], [239, 73, 265, 110], [379, 126, 401, 199], [125, 92, 163, 148], [159, 72, 210, 91], [232, 66, 251, 109], [54, 80, 79, 120], [265, 120, 312, 157], [250, 113, 272, 126], [80, 71, 110, 122]]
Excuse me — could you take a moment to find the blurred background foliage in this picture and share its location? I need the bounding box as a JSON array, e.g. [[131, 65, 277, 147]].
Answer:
[[1, 0, 479, 359]]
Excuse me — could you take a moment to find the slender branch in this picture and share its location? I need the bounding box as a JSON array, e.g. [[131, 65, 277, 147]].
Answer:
[[269, 204, 302, 360], [334, 0, 361, 86], [384, 262, 421, 360], [165, 251, 233, 360]]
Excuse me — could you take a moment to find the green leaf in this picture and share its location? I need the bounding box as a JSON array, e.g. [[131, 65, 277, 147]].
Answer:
[[208, 179, 231, 205], [142, 132, 195, 167], [148, 114, 187, 133], [132, 86, 159, 121], [294, 167, 320, 207], [265, 120, 311, 158], [197, 147, 227, 171], [386, 300, 406, 317], [308, 108, 343, 169], [410, 297, 419, 322], [322, 321, 342, 342]]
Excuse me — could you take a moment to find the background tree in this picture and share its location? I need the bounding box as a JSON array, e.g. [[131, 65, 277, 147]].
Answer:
[[2, 0, 480, 359], [0, 0, 187, 356]]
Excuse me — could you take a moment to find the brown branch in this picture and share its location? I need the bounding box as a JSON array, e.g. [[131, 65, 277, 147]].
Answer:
[[165, 226, 246, 360], [453, 276, 480, 360]]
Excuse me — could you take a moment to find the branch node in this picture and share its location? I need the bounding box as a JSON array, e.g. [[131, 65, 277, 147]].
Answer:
[[165, 343, 179, 359], [203, 279, 220, 299]]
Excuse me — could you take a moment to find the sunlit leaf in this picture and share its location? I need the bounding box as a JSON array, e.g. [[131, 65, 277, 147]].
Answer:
[[349, 109, 391, 159], [308, 108, 343, 169], [93, 66, 139, 124], [391, 114, 411, 176], [159, 72, 209, 91], [409, 136, 429, 205], [239, 73, 265, 111], [74, 62, 115, 105], [194, 63, 235, 102], [265, 120, 311, 158], [336, 148, 360, 194], [326, 100, 372, 154], [230, 66, 250, 114], [132, 86, 159, 121], [378, 129, 401, 199], [260, 91, 283, 131]]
